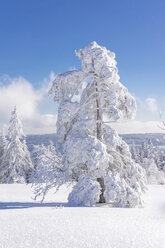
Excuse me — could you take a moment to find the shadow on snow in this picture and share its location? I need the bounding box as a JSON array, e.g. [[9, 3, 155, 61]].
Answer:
[[0, 201, 111, 209], [0, 202, 67, 210]]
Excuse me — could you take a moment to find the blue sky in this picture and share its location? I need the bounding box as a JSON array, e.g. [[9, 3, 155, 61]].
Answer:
[[0, 0, 165, 134]]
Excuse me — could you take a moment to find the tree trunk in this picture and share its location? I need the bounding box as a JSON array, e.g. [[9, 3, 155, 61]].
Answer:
[[95, 80, 105, 203], [97, 177, 105, 203], [95, 81, 102, 141]]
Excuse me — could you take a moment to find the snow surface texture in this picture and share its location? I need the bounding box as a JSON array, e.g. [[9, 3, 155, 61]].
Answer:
[[0, 184, 165, 248]]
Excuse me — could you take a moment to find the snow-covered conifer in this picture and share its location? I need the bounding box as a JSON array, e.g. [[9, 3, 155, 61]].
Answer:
[[30, 143, 60, 183], [141, 158, 165, 184], [0, 107, 33, 183], [0, 129, 7, 164], [153, 146, 165, 171], [138, 139, 165, 184], [131, 141, 139, 163], [31, 142, 63, 201], [0, 129, 8, 182], [49, 42, 146, 207]]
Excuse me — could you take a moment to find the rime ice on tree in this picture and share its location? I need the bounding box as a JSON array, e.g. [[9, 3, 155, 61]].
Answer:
[[50, 42, 146, 207], [138, 140, 165, 184], [0, 129, 7, 163], [0, 129, 7, 181], [0, 107, 33, 183], [30, 142, 63, 201]]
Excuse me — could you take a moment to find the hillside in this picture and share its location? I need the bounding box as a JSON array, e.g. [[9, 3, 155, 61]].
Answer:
[[26, 133, 165, 148]]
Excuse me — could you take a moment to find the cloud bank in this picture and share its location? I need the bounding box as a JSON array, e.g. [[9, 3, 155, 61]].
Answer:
[[145, 98, 158, 113], [0, 74, 57, 134], [110, 120, 164, 134]]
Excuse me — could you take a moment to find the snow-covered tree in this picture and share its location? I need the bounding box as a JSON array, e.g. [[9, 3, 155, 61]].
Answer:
[[0, 129, 7, 164], [0, 129, 7, 181], [141, 158, 165, 184], [131, 141, 139, 163], [30, 142, 61, 183], [31, 142, 63, 201], [138, 139, 165, 184], [0, 107, 33, 183], [49, 42, 146, 207]]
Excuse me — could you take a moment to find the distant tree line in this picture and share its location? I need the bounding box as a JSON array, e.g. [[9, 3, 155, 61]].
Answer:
[[130, 140, 165, 184]]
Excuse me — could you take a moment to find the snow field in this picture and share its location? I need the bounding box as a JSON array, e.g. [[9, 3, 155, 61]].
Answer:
[[0, 184, 165, 248]]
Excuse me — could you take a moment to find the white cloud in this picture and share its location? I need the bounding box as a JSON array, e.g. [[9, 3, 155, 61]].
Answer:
[[0, 76, 41, 120], [24, 114, 57, 135], [134, 95, 160, 122], [145, 98, 158, 113], [0, 74, 57, 134], [110, 120, 164, 134]]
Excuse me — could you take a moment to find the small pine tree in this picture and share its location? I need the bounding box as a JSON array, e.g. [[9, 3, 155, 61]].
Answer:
[[139, 139, 165, 184], [142, 158, 165, 184], [0, 129, 7, 182], [0, 107, 33, 183], [131, 141, 139, 163], [0, 129, 7, 163]]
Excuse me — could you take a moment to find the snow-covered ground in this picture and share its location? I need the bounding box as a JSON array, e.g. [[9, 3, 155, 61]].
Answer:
[[0, 184, 165, 248]]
